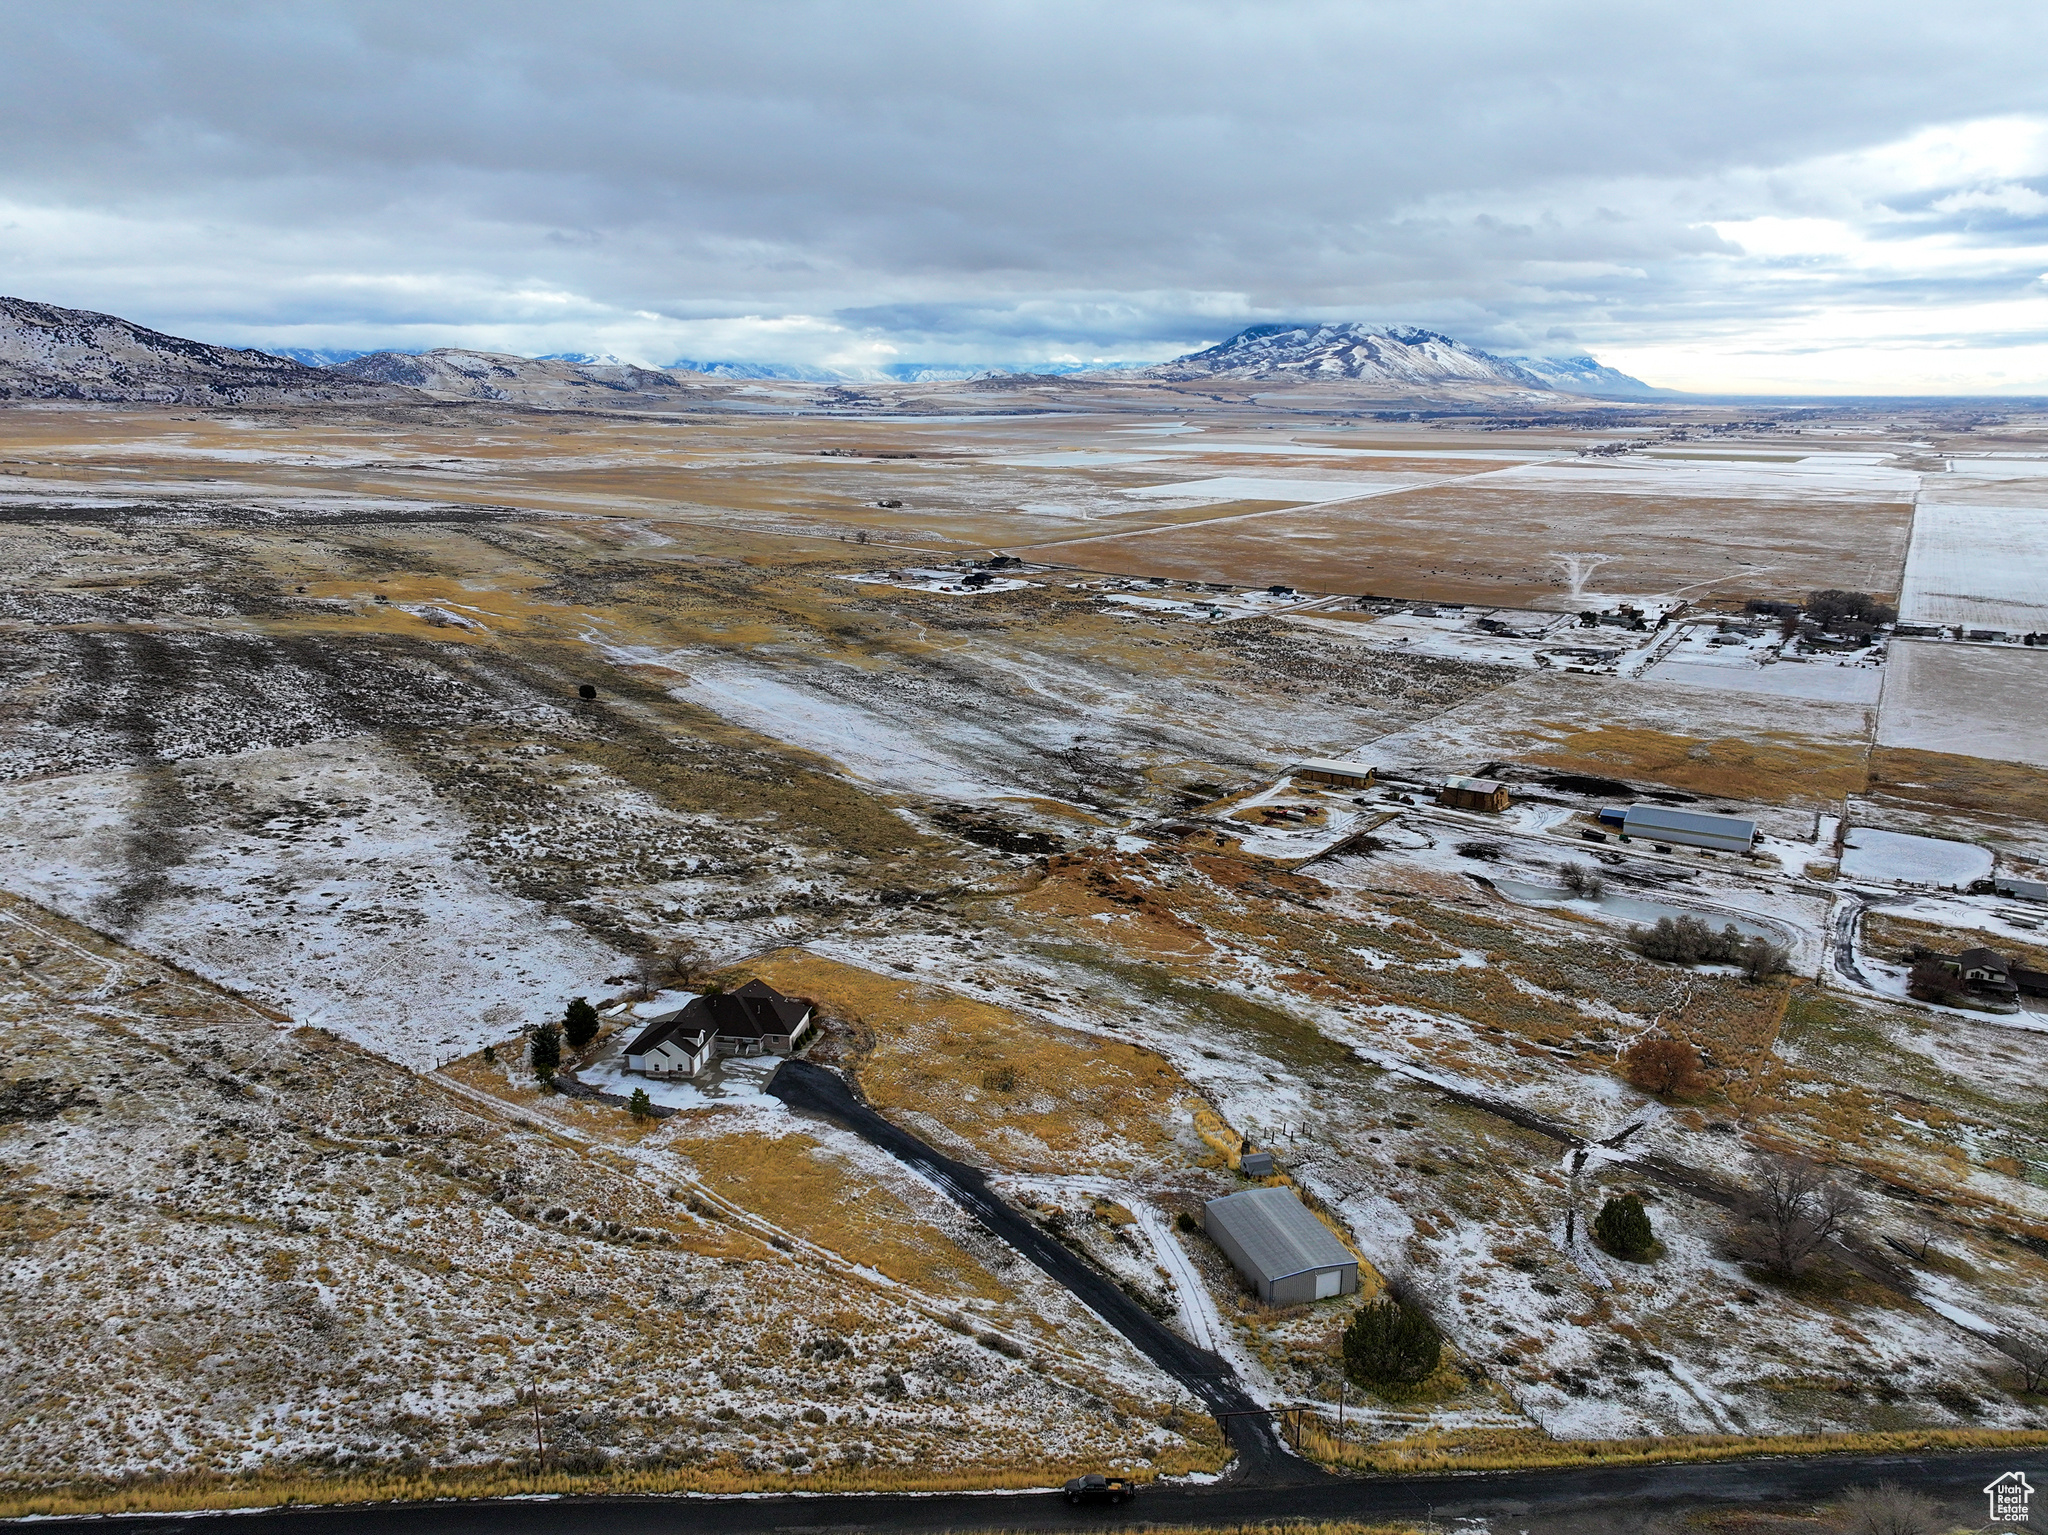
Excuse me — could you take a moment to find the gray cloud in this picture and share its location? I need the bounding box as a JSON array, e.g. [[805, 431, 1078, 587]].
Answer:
[[2, 1, 2046, 386]]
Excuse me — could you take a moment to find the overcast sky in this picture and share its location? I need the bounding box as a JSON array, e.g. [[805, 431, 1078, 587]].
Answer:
[[3, 1, 2047, 391]]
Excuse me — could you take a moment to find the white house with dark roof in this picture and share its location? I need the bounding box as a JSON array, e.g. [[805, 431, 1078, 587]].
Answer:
[[623, 979, 814, 1080]]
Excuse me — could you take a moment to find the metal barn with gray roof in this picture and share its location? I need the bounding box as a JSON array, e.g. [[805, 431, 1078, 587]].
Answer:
[[1202, 1186, 1358, 1304], [1620, 804, 1757, 854]]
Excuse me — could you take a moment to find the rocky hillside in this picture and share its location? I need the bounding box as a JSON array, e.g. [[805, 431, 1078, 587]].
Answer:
[[0, 297, 413, 405], [1149, 321, 1658, 396], [332, 348, 718, 407]]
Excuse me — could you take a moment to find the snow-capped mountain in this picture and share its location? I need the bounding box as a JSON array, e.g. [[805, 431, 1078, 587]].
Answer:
[[1149, 322, 1660, 396], [0, 297, 412, 405], [1495, 352, 1669, 397], [329, 348, 716, 406]]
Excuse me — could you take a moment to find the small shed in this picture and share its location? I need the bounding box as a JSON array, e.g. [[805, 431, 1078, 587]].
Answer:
[[1289, 758, 1376, 791], [1437, 775, 1510, 813], [1620, 804, 1757, 854], [1203, 1186, 1358, 1304]]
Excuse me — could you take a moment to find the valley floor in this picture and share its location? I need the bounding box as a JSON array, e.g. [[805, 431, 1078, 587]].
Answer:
[[4, 392, 2047, 1499]]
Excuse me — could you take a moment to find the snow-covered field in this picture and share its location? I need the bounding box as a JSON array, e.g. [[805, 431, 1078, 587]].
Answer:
[[1839, 826, 1994, 887], [1121, 474, 1434, 505], [1481, 453, 1920, 502], [0, 740, 626, 1066], [1898, 502, 2048, 632], [1877, 640, 2048, 767]]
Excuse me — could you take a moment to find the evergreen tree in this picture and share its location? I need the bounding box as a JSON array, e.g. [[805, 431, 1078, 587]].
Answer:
[[628, 1087, 654, 1121], [529, 1021, 563, 1084], [1594, 1193, 1655, 1258], [1342, 1295, 1441, 1387], [564, 996, 600, 1051]]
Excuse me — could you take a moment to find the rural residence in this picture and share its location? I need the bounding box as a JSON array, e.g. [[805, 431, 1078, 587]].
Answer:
[[624, 979, 815, 1080]]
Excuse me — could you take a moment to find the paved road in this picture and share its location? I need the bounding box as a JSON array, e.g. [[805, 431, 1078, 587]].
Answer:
[[26, 1448, 2040, 1535], [764, 1061, 1300, 1482]]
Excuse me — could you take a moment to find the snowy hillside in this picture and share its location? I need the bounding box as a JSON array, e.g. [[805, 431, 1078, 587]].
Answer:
[[1149, 321, 1658, 396], [0, 296, 412, 405], [330, 347, 717, 406]]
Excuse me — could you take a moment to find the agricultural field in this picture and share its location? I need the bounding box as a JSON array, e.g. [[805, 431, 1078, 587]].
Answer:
[[7, 387, 2048, 1501]]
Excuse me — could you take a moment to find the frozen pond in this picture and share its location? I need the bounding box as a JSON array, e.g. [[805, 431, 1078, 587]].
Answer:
[[1840, 826, 1994, 887], [1489, 876, 1791, 942]]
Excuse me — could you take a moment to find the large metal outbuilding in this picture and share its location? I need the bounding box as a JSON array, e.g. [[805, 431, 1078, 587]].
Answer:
[[1620, 804, 1757, 854], [1202, 1187, 1358, 1304]]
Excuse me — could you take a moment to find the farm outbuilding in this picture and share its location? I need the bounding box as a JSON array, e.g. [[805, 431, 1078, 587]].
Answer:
[[1289, 758, 1376, 790], [1202, 1186, 1358, 1304], [1620, 804, 1757, 854], [1437, 775, 1510, 812]]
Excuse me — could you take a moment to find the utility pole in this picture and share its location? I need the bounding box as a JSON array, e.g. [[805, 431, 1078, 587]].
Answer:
[[531, 1385, 544, 1472]]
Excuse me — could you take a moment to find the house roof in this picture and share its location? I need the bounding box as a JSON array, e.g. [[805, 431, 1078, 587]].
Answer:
[[628, 979, 811, 1054], [1621, 804, 1757, 840], [1442, 775, 1506, 795], [1289, 757, 1376, 779], [1957, 947, 2010, 972], [1204, 1186, 1355, 1282], [623, 1009, 713, 1058]]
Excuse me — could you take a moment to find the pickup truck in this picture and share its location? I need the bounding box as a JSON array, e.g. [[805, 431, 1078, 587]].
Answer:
[[1062, 1472, 1134, 1506]]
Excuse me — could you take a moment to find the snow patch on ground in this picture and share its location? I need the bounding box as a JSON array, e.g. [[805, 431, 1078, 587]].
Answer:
[[0, 739, 624, 1066], [1840, 826, 1994, 887]]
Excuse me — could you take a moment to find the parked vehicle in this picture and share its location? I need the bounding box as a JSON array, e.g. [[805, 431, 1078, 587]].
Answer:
[[1063, 1472, 1134, 1506]]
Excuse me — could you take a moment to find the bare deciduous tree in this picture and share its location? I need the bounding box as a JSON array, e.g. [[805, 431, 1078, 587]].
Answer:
[[1748, 1154, 1859, 1277], [2014, 1340, 2048, 1395]]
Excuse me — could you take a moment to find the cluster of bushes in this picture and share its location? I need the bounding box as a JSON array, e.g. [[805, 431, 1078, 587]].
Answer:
[[1557, 860, 1605, 898], [1629, 915, 1790, 981], [1342, 1294, 1442, 1388], [1805, 588, 1897, 629]]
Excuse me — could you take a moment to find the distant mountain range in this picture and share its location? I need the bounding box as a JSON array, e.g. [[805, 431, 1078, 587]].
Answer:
[[0, 297, 1662, 405], [0, 297, 408, 405], [1150, 322, 1665, 397]]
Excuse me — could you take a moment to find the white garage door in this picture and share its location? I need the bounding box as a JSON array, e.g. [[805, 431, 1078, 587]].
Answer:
[[1315, 1269, 1341, 1299]]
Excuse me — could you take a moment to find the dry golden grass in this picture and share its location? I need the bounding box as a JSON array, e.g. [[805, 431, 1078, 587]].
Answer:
[[743, 949, 1200, 1175], [1865, 746, 2048, 830], [1294, 1422, 2048, 1476], [666, 1121, 1010, 1298], [0, 1446, 1234, 1520], [1519, 724, 1869, 804]]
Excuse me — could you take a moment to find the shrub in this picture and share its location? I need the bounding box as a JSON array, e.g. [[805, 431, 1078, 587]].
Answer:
[[1558, 861, 1605, 898], [564, 996, 600, 1052], [1739, 936, 1792, 984], [1622, 1035, 1706, 1098], [1342, 1295, 1442, 1387], [1630, 915, 1745, 965], [980, 1066, 1018, 1092], [1836, 1479, 1940, 1535], [482, 1044, 497, 1065], [1905, 956, 1969, 1006], [1175, 1210, 1200, 1234], [529, 1022, 563, 1084], [627, 1088, 654, 1121], [1593, 1194, 1655, 1259]]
